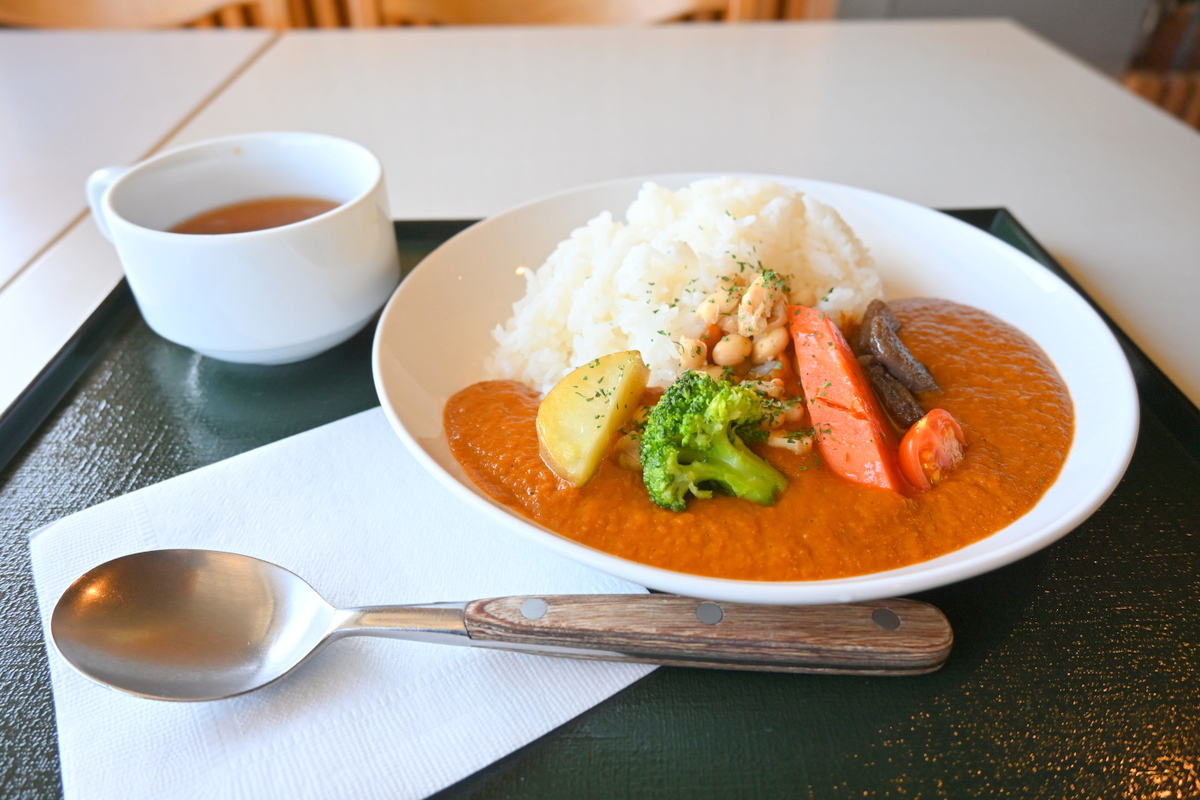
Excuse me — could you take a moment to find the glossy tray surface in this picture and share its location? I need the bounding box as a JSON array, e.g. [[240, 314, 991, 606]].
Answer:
[[1, 211, 1197, 799]]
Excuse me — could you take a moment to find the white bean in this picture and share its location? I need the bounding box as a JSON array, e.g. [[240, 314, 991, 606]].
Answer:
[[677, 336, 708, 370], [782, 402, 806, 425], [696, 287, 741, 325], [711, 333, 752, 366], [751, 326, 791, 364], [767, 432, 814, 455], [743, 378, 785, 400]]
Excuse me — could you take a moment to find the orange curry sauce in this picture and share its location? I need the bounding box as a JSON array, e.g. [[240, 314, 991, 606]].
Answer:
[[444, 298, 1074, 581]]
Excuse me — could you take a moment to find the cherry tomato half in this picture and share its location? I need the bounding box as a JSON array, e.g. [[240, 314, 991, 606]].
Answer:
[[899, 408, 966, 491]]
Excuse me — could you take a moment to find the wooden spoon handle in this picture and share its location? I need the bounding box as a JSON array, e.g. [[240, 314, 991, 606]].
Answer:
[[464, 595, 952, 675]]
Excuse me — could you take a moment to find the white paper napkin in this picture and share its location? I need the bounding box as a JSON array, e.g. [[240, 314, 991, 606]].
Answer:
[[30, 407, 654, 800]]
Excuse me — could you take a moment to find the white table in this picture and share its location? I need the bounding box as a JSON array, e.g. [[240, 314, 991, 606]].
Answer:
[[7, 20, 1200, 414], [0, 30, 273, 418], [162, 20, 1200, 407]]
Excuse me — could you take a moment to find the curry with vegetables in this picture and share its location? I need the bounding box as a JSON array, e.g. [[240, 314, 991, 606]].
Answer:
[[445, 298, 1073, 581]]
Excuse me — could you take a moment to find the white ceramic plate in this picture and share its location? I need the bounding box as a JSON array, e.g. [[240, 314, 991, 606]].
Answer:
[[372, 174, 1138, 604]]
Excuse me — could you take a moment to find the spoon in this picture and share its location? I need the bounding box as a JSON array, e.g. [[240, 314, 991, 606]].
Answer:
[[51, 549, 953, 701]]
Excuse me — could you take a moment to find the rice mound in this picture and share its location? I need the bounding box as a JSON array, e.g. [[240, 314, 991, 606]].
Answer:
[[488, 176, 882, 393]]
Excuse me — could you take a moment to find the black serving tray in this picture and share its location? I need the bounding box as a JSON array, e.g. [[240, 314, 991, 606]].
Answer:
[[2, 210, 1198, 799]]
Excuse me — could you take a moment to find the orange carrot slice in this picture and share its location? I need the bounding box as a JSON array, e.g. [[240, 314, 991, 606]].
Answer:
[[788, 305, 905, 492]]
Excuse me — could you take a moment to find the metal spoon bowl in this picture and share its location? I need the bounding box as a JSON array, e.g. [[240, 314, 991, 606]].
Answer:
[[51, 549, 953, 701]]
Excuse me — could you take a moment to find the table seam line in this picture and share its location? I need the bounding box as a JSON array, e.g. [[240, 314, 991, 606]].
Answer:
[[0, 31, 282, 297]]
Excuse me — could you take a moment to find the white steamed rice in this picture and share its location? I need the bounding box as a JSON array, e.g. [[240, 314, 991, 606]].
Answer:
[[487, 176, 882, 393]]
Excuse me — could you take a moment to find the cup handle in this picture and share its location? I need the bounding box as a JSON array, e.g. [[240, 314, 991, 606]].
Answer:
[[85, 166, 130, 242]]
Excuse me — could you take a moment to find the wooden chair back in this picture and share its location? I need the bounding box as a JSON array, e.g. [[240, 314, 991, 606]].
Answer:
[[0, 0, 834, 29], [356, 0, 835, 26], [0, 0, 291, 28]]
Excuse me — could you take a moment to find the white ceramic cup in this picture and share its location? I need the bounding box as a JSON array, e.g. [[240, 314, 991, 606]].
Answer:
[[87, 132, 401, 365]]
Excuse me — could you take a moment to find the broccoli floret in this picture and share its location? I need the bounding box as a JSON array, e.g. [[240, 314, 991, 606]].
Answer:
[[639, 371, 788, 511]]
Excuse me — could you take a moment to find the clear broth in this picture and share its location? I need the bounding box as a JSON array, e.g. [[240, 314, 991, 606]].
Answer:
[[169, 196, 339, 235]]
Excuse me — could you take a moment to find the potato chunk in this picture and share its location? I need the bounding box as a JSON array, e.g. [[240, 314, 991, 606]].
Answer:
[[536, 351, 650, 487]]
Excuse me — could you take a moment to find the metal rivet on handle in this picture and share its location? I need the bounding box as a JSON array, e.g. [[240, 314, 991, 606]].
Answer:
[[871, 607, 901, 631], [696, 602, 724, 625], [520, 598, 548, 620]]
